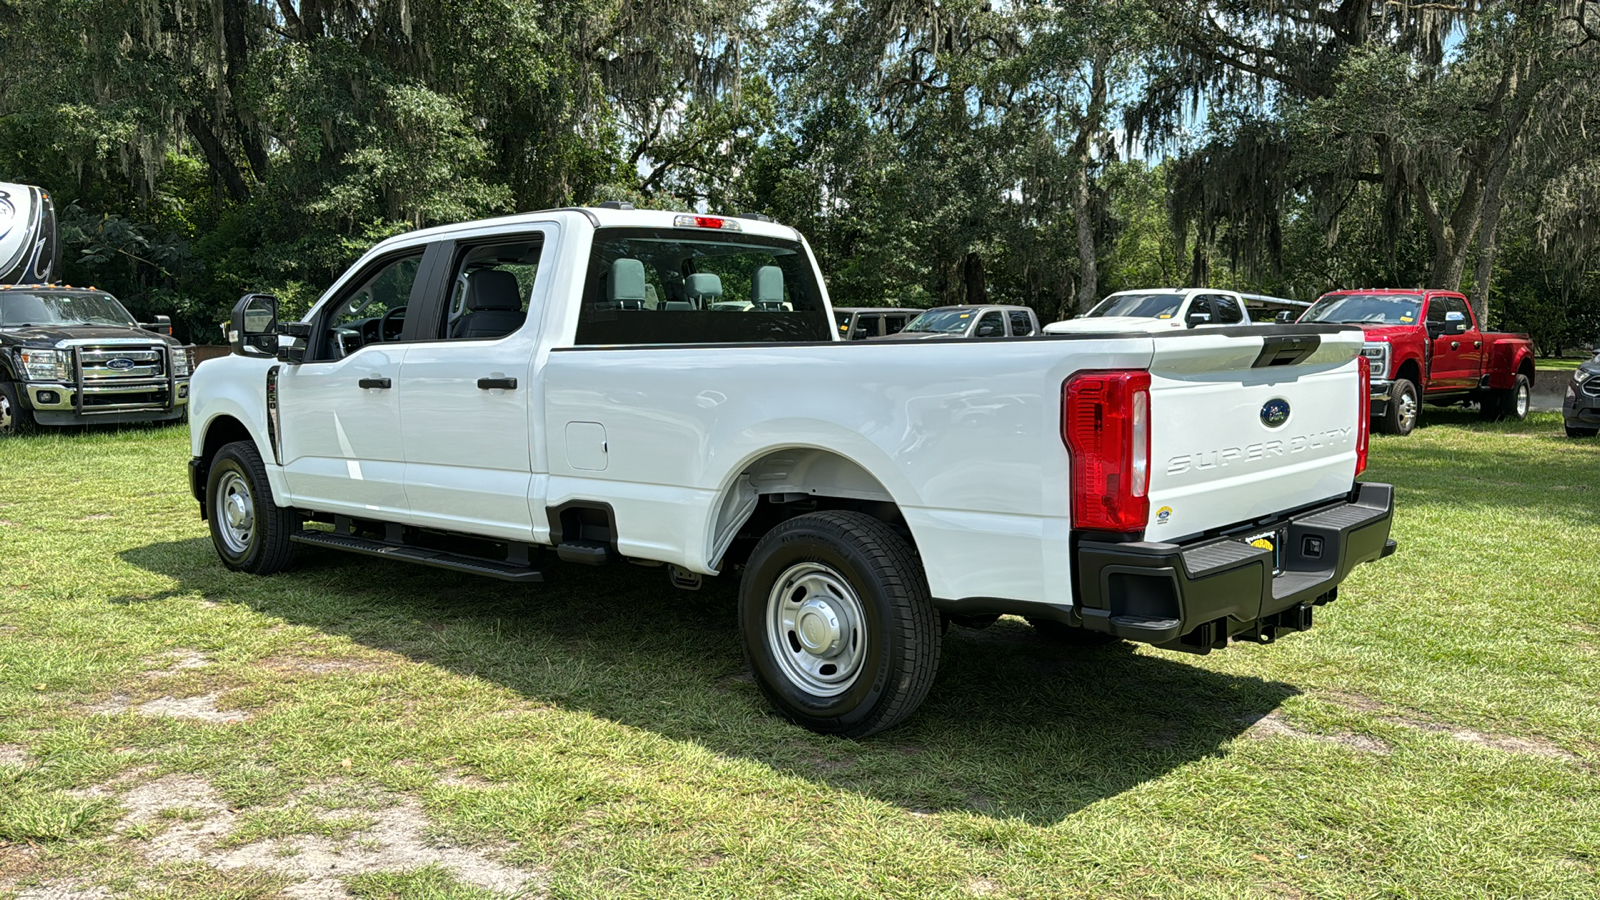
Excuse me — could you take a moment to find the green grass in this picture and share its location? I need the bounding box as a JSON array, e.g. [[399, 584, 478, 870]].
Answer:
[[1535, 356, 1594, 372], [1, 416, 1598, 898]]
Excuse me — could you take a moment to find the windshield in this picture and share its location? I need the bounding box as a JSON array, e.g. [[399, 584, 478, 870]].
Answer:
[[903, 309, 977, 334], [0, 290, 138, 328], [1301, 293, 1422, 325], [1088, 292, 1185, 319]]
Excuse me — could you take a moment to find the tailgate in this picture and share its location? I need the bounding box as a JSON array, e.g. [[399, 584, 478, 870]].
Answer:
[[1144, 327, 1367, 541]]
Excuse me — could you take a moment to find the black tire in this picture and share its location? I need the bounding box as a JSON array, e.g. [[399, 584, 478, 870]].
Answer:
[[1026, 616, 1119, 646], [1480, 373, 1531, 422], [738, 511, 941, 738], [1378, 378, 1419, 435], [1566, 423, 1599, 438], [206, 440, 298, 574], [0, 381, 37, 436]]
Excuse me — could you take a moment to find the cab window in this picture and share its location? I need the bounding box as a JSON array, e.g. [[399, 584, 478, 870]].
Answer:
[[316, 252, 423, 360], [1008, 310, 1034, 336], [431, 236, 545, 341], [1212, 295, 1245, 324], [975, 311, 1005, 337], [852, 314, 880, 340]]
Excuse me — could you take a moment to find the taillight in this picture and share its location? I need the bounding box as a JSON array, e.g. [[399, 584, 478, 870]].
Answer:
[[1355, 356, 1371, 476], [1063, 370, 1152, 532]]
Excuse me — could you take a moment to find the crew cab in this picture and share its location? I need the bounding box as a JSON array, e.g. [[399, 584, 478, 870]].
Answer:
[[1297, 289, 1535, 435], [0, 284, 194, 434], [1044, 288, 1307, 334], [876, 304, 1039, 339], [188, 206, 1396, 737]]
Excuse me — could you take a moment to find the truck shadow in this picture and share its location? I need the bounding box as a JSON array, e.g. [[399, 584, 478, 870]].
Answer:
[[119, 538, 1296, 825]]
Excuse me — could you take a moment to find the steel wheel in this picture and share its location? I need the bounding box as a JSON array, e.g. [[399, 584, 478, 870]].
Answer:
[[1515, 381, 1530, 418], [0, 390, 12, 432], [766, 562, 868, 697], [213, 470, 256, 555]]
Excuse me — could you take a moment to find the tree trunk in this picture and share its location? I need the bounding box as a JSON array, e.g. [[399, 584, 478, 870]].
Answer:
[[1073, 52, 1108, 314], [963, 251, 986, 306]]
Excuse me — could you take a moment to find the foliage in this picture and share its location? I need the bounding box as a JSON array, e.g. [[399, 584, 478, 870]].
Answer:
[[0, 0, 1593, 341]]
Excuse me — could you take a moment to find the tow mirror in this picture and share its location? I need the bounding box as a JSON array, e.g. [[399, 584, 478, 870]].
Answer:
[[229, 293, 279, 359], [1274, 310, 1294, 324], [141, 314, 173, 336], [1186, 310, 1212, 328], [1445, 310, 1469, 333]]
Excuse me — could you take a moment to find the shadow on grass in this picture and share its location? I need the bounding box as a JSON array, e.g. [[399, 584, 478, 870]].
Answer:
[[120, 537, 1297, 824]]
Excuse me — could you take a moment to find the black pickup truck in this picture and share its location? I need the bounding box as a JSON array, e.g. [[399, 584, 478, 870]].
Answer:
[[0, 285, 194, 434]]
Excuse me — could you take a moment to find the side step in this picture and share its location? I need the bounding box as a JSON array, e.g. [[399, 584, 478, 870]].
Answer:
[[290, 530, 545, 583]]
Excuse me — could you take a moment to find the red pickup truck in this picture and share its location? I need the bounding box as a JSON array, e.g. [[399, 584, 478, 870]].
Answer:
[[1297, 289, 1535, 435]]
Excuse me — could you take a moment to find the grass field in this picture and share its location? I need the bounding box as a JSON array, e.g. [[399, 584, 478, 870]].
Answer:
[[1, 411, 1597, 899], [1536, 357, 1594, 372]]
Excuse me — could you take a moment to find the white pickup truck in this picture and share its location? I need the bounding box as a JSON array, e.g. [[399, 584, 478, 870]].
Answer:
[[189, 206, 1396, 737], [1046, 288, 1308, 334]]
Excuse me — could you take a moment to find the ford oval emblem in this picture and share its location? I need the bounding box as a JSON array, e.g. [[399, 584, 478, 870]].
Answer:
[[107, 357, 135, 370], [1260, 398, 1290, 428]]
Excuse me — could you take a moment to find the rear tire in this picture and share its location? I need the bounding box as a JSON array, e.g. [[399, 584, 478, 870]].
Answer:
[[738, 511, 941, 738], [0, 382, 37, 436], [1379, 378, 1419, 435], [1481, 374, 1531, 422], [206, 441, 298, 574]]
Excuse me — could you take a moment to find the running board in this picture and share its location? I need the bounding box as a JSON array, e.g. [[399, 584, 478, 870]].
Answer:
[[290, 530, 546, 583]]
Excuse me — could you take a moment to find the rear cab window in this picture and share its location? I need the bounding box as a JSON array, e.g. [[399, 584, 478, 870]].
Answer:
[[575, 228, 832, 345], [1008, 310, 1034, 336]]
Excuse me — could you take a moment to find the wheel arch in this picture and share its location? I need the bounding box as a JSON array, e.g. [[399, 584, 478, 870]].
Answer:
[[1394, 356, 1423, 386], [706, 446, 912, 573]]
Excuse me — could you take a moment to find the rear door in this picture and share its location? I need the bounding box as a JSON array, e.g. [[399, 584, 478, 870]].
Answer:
[[1143, 327, 1367, 541], [395, 225, 555, 542]]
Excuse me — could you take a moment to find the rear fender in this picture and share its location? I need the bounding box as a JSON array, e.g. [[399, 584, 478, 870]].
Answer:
[[1486, 340, 1534, 390]]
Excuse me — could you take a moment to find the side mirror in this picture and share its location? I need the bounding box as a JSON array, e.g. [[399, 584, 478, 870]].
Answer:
[[1274, 310, 1294, 324], [229, 293, 280, 359], [975, 323, 1001, 338], [1445, 310, 1469, 334], [141, 314, 172, 336], [1186, 311, 1212, 328]]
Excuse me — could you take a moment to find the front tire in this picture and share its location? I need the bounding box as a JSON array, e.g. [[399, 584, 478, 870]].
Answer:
[[1481, 373, 1531, 422], [0, 382, 37, 436], [206, 441, 298, 574], [738, 511, 941, 738], [1378, 378, 1419, 435]]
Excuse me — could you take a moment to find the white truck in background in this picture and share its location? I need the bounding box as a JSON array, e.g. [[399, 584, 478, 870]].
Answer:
[[189, 206, 1396, 737], [1046, 288, 1308, 334]]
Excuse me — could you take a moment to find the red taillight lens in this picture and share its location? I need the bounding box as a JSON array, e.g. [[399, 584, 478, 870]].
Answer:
[[1063, 370, 1152, 532], [1355, 356, 1371, 476], [673, 214, 741, 231]]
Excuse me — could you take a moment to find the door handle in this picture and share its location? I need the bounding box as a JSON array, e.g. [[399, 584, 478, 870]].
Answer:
[[477, 377, 518, 390], [1450, 341, 1460, 350], [1475, 341, 1482, 349], [358, 377, 391, 389]]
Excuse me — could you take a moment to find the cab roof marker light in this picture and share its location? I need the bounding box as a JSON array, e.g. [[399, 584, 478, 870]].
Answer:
[[673, 214, 741, 232]]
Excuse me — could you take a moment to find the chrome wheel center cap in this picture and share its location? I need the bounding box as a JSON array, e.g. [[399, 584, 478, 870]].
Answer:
[[795, 598, 844, 656], [225, 494, 251, 529]]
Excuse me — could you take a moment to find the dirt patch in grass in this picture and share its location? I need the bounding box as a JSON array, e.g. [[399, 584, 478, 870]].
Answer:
[[1382, 717, 1583, 762], [12, 883, 113, 900], [142, 649, 212, 675], [85, 693, 248, 723], [0, 744, 28, 766], [1242, 712, 1391, 754], [78, 774, 547, 897]]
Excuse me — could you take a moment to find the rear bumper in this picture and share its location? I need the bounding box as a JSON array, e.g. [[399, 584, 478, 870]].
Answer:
[[1074, 482, 1396, 653]]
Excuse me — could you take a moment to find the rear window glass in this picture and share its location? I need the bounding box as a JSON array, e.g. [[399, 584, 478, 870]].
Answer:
[[575, 228, 831, 345]]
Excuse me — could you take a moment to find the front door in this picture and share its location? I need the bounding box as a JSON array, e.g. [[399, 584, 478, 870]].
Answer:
[[278, 248, 429, 518], [397, 227, 554, 542], [1424, 295, 1474, 391]]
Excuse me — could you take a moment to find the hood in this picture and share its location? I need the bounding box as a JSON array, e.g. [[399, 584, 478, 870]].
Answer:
[[1325, 323, 1415, 341], [0, 324, 179, 347], [1044, 316, 1186, 335], [870, 330, 958, 341]]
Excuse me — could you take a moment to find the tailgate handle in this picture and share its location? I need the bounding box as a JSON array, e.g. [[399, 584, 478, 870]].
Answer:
[[1253, 334, 1321, 368]]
